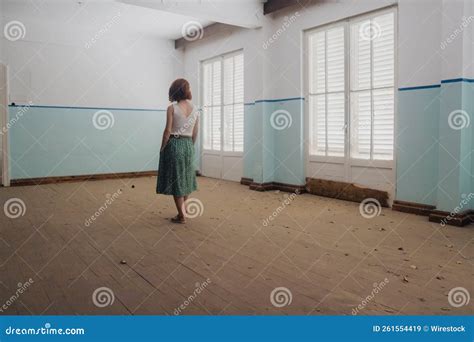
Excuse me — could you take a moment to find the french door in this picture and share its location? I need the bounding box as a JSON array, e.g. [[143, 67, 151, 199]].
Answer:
[[305, 8, 396, 193], [201, 50, 244, 181]]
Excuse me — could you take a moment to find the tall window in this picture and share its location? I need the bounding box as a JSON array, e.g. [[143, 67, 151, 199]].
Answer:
[[308, 25, 345, 157], [308, 10, 395, 161], [202, 51, 244, 152]]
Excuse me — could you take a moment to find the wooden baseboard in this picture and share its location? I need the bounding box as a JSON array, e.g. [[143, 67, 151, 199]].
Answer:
[[11, 171, 157, 187], [392, 200, 436, 216], [306, 177, 389, 207], [240, 177, 253, 186], [392, 200, 473, 227], [241, 178, 306, 194], [429, 209, 473, 227]]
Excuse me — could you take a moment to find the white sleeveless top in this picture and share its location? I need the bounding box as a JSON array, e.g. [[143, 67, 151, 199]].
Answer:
[[170, 101, 199, 137]]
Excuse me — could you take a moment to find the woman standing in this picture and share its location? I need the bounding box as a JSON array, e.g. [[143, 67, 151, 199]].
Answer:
[[157, 79, 199, 224]]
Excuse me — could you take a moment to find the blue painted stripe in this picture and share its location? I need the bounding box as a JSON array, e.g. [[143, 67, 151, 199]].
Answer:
[[8, 104, 166, 112], [255, 97, 304, 103], [399, 77, 474, 91], [10, 99, 306, 110], [441, 77, 474, 84], [245, 97, 304, 105], [398, 84, 441, 91]]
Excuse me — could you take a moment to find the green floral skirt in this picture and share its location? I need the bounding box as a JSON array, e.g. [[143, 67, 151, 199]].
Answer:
[[156, 136, 197, 197]]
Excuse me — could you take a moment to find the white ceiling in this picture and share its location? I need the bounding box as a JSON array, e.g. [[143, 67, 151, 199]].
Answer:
[[1, 0, 265, 43], [0, 0, 215, 40]]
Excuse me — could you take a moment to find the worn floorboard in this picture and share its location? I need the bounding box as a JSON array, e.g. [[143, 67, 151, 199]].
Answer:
[[0, 176, 472, 315]]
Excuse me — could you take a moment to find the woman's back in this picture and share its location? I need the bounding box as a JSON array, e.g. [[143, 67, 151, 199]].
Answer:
[[171, 100, 198, 137]]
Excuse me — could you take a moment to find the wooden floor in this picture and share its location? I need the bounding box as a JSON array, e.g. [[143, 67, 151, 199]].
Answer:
[[0, 176, 472, 315]]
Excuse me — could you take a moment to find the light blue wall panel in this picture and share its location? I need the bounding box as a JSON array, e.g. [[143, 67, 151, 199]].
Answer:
[[470, 83, 474, 210], [262, 101, 275, 183], [243, 103, 263, 183], [461, 82, 474, 210], [437, 82, 470, 211], [8, 106, 167, 180], [243, 98, 305, 186], [269, 99, 305, 186], [396, 88, 440, 206]]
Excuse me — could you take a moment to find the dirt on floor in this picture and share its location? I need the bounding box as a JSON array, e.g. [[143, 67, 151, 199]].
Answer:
[[0, 176, 472, 315]]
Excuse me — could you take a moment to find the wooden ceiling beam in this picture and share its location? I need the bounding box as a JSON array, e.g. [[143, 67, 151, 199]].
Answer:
[[263, 0, 296, 15]]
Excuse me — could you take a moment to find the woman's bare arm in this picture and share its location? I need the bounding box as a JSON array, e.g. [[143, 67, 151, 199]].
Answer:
[[192, 115, 199, 144], [160, 105, 173, 151]]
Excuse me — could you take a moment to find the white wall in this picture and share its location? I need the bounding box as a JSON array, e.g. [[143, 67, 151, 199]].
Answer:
[[2, 34, 182, 109], [1, 3, 184, 109], [398, 0, 442, 87]]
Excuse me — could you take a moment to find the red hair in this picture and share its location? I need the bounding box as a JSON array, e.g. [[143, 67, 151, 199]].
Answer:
[[168, 78, 192, 102]]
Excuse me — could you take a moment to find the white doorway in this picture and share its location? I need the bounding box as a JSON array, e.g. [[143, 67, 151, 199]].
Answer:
[[0, 63, 9, 187], [304, 8, 396, 196], [200, 50, 244, 182]]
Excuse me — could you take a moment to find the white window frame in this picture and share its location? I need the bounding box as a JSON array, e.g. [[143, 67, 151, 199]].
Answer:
[[200, 49, 244, 156], [304, 7, 397, 170]]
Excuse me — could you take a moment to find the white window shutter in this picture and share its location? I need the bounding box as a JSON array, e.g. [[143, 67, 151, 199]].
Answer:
[[350, 12, 394, 161], [202, 52, 244, 152], [308, 25, 345, 157], [372, 13, 394, 160]]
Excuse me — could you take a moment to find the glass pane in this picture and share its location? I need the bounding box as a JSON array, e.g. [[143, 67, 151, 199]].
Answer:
[[202, 63, 213, 106], [223, 104, 234, 151], [234, 54, 244, 103], [350, 90, 371, 159], [326, 26, 345, 92], [234, 103, 244, 152], [223, 57, 234, 105], [310, 31, 326, 94], [309, 95, 326, 155], [373, 13, 394, 88], [202, 106, 211, 150], [212, 61, 221, 106], [350, 19, 371, 91], [327, 92, 345, 156], [373, 88, 394, 160], [211, 105, 221, 151]]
